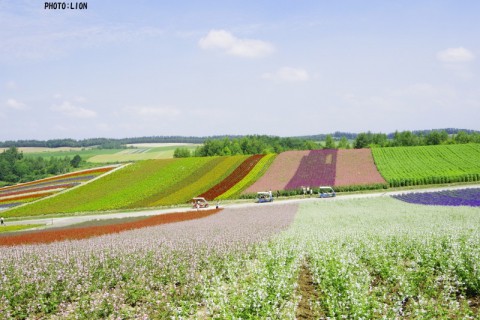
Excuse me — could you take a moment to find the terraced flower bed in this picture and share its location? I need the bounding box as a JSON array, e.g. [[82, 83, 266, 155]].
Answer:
[[0, 166, 117, 211], [217, 153, 276, 200], [199, 155, 265, 200], [244, 150, 309, 193], [392, 188, 480, 207]]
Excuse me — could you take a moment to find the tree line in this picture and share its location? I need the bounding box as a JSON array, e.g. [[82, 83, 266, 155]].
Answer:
[[175, 130, 480, 157], [352, 130, 480, 149], [174, 135, 319, 157], [0, 147, 82, 186]]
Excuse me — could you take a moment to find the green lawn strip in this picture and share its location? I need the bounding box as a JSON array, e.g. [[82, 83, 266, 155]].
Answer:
[[128, 157, 224, 208], [216, 153, 277, 200], [4, 159, 194, 216], [0, 224, 44, 233], [372, 144, 480, 187], [151, 155, 249, 206]]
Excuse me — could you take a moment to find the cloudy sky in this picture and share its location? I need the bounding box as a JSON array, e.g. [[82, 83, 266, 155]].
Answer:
[[1, 1, 479, 140]]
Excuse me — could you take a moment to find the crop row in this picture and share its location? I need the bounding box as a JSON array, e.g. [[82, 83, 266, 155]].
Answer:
[[392, 188, 480, 207], [372, 144, 480, 187], [199, 155, 265, 200]]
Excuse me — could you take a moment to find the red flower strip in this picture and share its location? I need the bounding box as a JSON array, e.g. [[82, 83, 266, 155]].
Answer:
[[0, 208, 222, 246], [199, 155, 264, 200]]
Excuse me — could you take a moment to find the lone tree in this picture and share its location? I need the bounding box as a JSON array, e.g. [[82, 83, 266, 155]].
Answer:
[[70, 155, 82, 168]]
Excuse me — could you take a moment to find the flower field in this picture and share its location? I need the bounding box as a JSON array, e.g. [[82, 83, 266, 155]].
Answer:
[[335, 149, 387, 189], [244, 149, 387, 195], [392, 188, 480, 207], [150, 155, 248, 206], [372, 144, 480, 187], [244, 150, 310, 193], [1, 197, 479, 318], [0, 166, 117, 211], [285, 149, 337, 190], [199, 154, 265, 200], [216, 153, 276, 200]]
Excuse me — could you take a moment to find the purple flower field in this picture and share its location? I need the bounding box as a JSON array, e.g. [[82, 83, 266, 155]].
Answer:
[[392, 188, 480, 207], [285, 149, 337, 190]]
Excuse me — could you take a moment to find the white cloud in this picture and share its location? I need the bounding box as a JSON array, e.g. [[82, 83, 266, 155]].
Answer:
[[262, 67, 310, 82], [51, 101, 97, 118], [122, 106, 181, 118], [437, 47, 475, 63], [6, 98, 26, 110], [199, 29, 274, 58]]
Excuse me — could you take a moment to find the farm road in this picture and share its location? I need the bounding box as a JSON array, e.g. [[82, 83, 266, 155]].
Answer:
[[7, 184, 480, 229]]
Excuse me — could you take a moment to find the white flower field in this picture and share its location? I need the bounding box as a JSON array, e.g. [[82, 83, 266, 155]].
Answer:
[[1, 197, 479, 319]]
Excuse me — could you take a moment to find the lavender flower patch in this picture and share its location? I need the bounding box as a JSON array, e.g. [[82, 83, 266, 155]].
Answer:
[[392, 188, 480, 207]]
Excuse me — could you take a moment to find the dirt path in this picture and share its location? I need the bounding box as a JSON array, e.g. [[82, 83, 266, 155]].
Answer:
[[5, 184, 480, 229]]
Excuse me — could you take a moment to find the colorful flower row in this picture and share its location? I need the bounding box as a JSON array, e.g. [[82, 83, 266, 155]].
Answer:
[[0, 165, 117, 193], [0, 208, 222, 246], [199, 155, 265, 200], [0, 183, 80, 199], [392, 188, 480, 207], [217, 153, 277, 200]]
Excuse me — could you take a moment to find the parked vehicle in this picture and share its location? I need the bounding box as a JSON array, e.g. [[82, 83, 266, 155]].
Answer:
[[256, 191, 273, 203], [318, 186, 336, 198], [192, 197, 209, 208]]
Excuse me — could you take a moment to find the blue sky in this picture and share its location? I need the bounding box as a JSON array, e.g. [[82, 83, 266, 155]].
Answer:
[[1, 0, 479, 140]]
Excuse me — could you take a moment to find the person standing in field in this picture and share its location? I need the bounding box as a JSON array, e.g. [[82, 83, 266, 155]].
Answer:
[[1, 217, 4, 225]]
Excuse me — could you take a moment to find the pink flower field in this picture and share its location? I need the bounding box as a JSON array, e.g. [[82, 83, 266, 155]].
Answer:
[[335, 149, 386, 186], [244, 150, 309, 193]]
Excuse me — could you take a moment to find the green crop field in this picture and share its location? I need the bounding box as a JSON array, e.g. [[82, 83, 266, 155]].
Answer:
[[372, 144, 480, 187]]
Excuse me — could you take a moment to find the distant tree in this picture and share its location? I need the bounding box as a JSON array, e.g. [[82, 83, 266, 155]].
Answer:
[[425, 130, 448, 145], [338, 136, 350, 149], [324, 135, 336, 149], [354, 133, 370, 149]]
